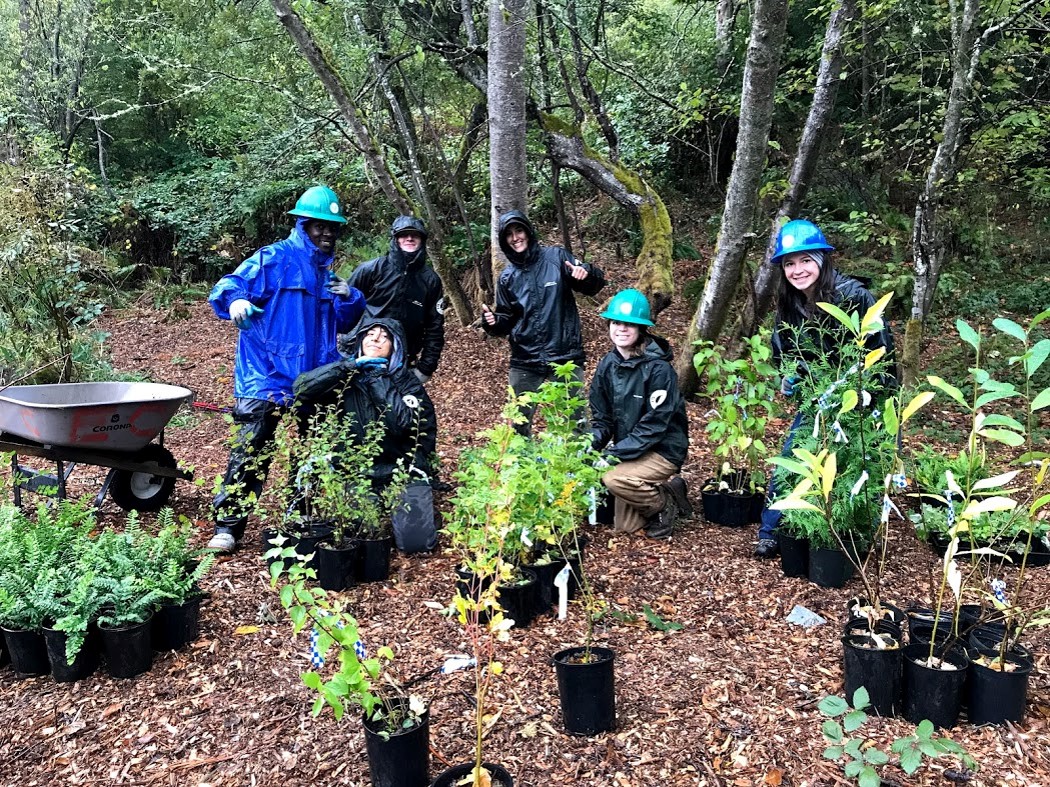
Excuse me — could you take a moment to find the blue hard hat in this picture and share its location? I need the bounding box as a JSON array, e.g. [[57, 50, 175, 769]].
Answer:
[[771, 219, 834, 263]]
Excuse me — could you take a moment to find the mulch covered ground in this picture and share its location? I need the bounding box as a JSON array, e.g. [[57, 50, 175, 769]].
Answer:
[[0, 247, 1047, 787]]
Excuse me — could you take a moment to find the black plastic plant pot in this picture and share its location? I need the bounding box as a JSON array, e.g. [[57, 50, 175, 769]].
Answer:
[[553, 646, 616, 735], [528, 554, 582, 614], [700, 483, 763, 527], [777, 532, 809, 578], [808, 546, 854, 588], [363, 699, 430, 787], [902, 643, 967, 729], [100, 617, 153, 679], [152, 595, 203, 652], [430, 762, 514, 787], [318, 540, 359, 591], [2, 626, 50, 677], [43, 625, 98, 682], [356, 536, 393, 583], [967, 652, 1032, 725], [295, 521, 335, 572], [497, 567, 539, 629], [967, 633, 1034, 669], [844, 617, 903, 642], [907, 620, 960, 651], [842, 633, 902, 717]]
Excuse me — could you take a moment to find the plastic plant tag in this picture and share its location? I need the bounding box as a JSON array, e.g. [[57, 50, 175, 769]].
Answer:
[[588, 487, 598, 525], [440, 655, 476, 675], [554, 563, 572, 620]]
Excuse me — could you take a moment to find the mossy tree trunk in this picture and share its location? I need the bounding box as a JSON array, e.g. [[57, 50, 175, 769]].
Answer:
[[543, 120, 674, 315]]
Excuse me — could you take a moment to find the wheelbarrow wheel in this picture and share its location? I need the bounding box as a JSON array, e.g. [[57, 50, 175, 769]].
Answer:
[[109, 445, 178, 512]]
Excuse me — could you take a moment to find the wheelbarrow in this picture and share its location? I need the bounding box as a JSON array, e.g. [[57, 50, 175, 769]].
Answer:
[[0, 381, 194, 512]]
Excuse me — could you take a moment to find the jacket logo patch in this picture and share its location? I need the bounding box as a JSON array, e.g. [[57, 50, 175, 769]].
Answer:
[[403, 394, 420, 409], [436, 297, 447, 315], [650, 390, 668, 408], [544, 281, 557, 287], [411, 300, 423, 307]]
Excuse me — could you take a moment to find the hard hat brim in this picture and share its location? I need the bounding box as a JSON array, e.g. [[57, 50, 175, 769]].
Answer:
[[599, 308, 655, 326]]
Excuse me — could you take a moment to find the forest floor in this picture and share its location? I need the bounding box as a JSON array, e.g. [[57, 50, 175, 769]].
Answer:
[[0, 243, 1048, 787]]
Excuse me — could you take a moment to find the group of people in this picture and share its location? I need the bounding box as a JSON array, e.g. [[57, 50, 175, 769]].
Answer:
[[205, 185, 890, 557]]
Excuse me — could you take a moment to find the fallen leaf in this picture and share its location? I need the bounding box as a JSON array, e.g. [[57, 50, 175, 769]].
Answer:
[[234, 625, 259, 635], [764, 767, 784, 786]]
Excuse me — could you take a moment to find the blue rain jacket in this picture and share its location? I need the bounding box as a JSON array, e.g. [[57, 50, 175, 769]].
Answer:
[[209, 218, 366, 405]]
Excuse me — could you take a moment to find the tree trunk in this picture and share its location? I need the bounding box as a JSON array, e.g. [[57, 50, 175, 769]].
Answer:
[[544, 121, 673, 313], [904, 0, 980, 386], [487, 0, 530, 276], [678, 0, 788, 395], [270, 0, 410, 214], [714, 0, 739, 77], [739, 0, 857, 340]]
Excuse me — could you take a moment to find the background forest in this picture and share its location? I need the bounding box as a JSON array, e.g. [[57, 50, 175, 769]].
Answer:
[[1, 0, 1048, 385]]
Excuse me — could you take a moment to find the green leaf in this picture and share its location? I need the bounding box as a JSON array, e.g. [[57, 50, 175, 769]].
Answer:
[[918, 740, 939, 757], [899, 745, 922, 774], [819, 695, 849, 717], [883, 397, 899, 437], [956, 319, 980, 350], [844, 760, 863, 778], [817, 301, 860, 335], [823, 745, 844, 760], [843, 709, 867, 732], [978, 428, 1025, 447], [840, 389, 859, 415], [1025, 339, 1050, 379], [851, 686, 871, 710], [1031, 307, 1050, 329], [864, 749, 890, 765], [975, 389, 1018, 409], [981, 413, 1025, 430], [858, 765, 881, 787], [993, 317, 1027, 342], [1032, 387, 1050, 412], [822, 719, 844, 743], [641, 603, 683, 632], [927, 376, 969, 409]]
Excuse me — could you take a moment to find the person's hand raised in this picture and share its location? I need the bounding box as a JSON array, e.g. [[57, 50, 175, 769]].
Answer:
[[564, 259, 589, 280], [481, 303, 497, 326]]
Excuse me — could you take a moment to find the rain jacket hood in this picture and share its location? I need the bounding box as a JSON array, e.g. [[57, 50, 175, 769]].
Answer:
[[389, 215, 428, 271], [351, 316, 407, 371], [589, 333, 689, 466], [497, 210, 539, 266], [209, 219, 365, 405]]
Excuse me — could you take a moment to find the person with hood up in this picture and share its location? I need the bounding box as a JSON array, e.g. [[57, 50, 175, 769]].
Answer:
[[481, 209, 606, 434], [753, 219, 898, 559], [348, 216, 445, 384], [588, 289, 691, 539], [292, 317, 437, 486], [207, 185, 366, 553]]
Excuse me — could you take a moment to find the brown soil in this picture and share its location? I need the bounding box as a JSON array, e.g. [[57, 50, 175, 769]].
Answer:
[[1, 244, 1047, 787]]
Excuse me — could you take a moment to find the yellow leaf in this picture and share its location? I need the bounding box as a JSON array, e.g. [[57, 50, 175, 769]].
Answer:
[[490, 661, 503, 675], [961, 496, 1016, 518], [901, 391, 935, 423], [861, 292, 893, 334], [234, 625, 259, 635], [822, 452, 837, 500], [864, 346, 886, 369]]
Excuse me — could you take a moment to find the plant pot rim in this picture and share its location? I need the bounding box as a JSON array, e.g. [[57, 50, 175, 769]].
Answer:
[[99, 614, 153, 632], [361, 696, 429, 736], [842, 631, 902, 650], [553, 645, 615, 665]]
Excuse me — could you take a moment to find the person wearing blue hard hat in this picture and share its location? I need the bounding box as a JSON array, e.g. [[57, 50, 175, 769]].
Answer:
[[207, 185, 367, 553], [754, 219, 897, 559], [589, 289, 691, 539]]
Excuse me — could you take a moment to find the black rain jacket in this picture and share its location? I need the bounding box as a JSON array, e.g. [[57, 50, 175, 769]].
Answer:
[[589, 334, 689, 467], [481, 210, 606, 371], [348, 216, 446, 376], [772, 272, 899, 388], [293, 316, 437, 482]]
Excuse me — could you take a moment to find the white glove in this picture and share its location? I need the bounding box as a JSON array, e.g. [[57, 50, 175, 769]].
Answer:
[[229, 299, 264, 329], [413, 368, 431, 385]]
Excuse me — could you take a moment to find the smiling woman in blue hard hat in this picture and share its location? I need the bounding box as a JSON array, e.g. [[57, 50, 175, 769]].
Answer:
[[206, 185, 367, 554], [753, 219, 898, 559], [588, 289, 691, 540]]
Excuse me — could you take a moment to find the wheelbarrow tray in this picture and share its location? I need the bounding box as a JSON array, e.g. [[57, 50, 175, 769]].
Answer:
[[0, 382, 192, 451]]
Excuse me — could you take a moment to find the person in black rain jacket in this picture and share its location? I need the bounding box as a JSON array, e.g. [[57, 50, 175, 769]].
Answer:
[[293, 317, 436, 485], [589, 289, 690, 540], [480, 209, 606, 433], [348, 216, 445, 384]]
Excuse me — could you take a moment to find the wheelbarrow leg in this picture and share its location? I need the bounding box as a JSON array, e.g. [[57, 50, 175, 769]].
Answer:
[[11, 453, 20, 507], [96, 468, 118, 510]]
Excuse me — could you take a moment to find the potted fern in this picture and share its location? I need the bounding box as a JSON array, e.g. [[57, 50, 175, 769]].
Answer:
[[144, 510, 215, 651]]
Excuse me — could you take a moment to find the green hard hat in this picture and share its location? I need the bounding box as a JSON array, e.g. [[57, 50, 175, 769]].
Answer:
[[288, 185, 347, 225], [600, 288, 655, 326]]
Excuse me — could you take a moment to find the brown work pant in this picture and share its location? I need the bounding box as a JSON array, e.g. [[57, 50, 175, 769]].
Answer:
[[601, 451, 678, 534]]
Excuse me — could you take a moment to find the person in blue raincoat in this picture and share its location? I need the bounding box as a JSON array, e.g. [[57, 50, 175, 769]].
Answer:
[[207, 185, 366, 553]]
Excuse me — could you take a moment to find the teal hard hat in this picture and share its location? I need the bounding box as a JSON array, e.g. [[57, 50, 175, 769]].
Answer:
[[771, 219, 834, 263], [288, 185, 347, 225], [600, 288, 655, 326]]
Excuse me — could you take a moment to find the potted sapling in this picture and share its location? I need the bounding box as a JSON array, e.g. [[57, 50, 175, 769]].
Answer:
[[693, 330, 778, 526], [272, 559, 430, 787]]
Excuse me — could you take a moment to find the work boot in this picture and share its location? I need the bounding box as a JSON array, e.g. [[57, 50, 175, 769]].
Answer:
[[663, 476, 693, 520], [753, 538, 779, 559], [207, 530, 237, 554], [645, 496, 678, 540]]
